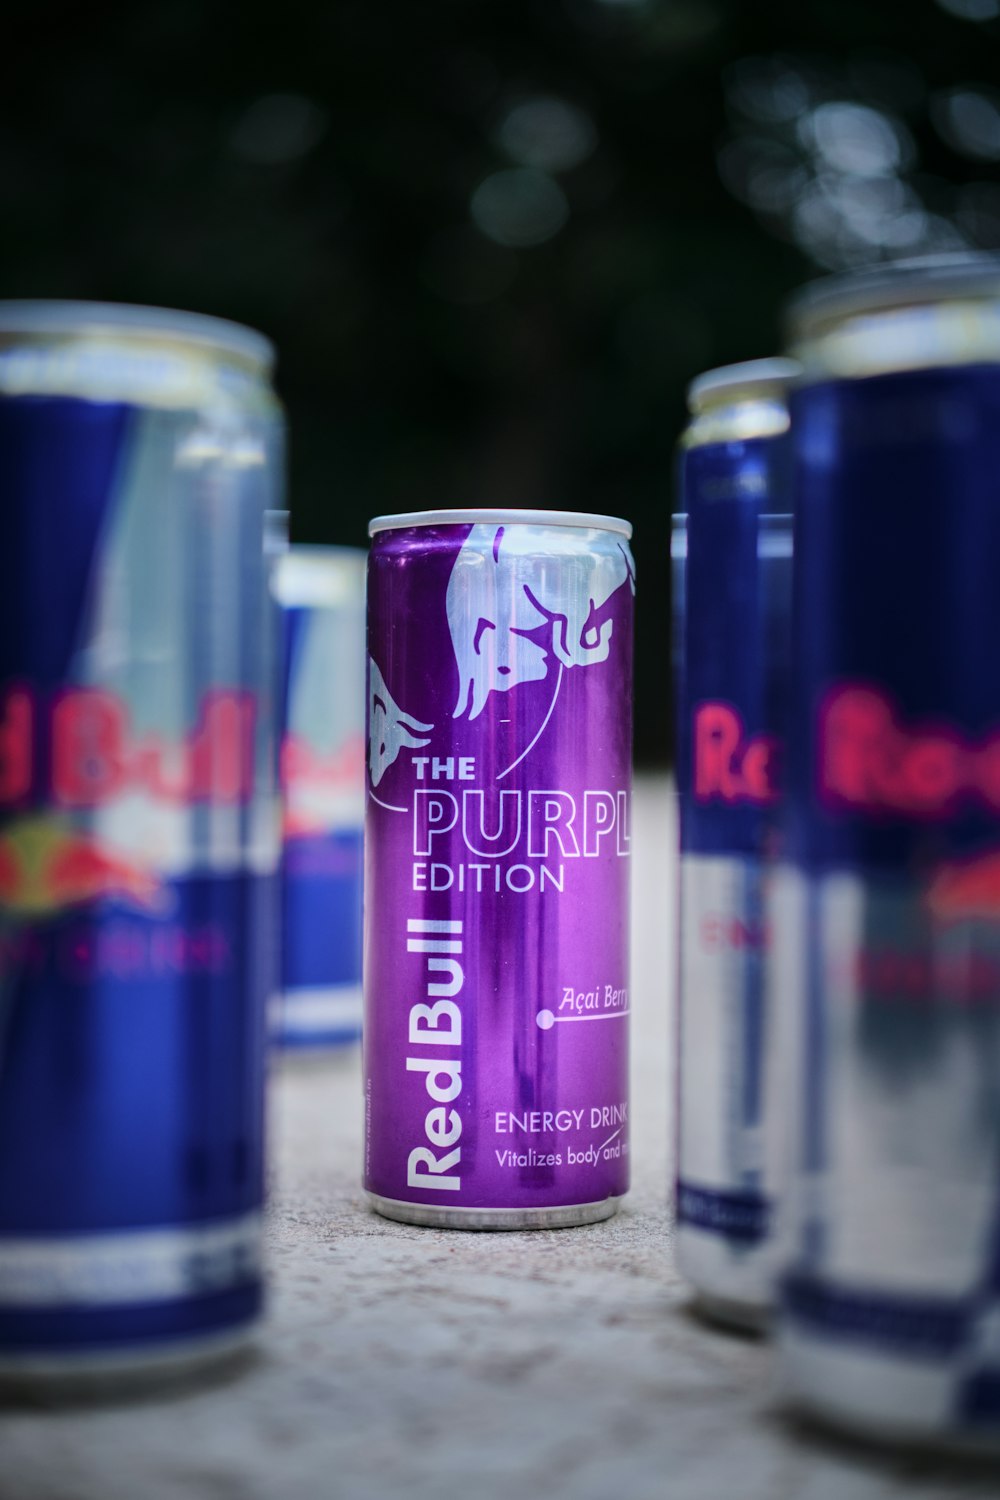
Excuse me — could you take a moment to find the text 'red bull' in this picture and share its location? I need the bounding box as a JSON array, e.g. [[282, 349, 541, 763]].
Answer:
[[0, 686, 257, 807], [693, 703, 779, 806], [406, 917, 465, 1193], [819, 685, 1000, 817]]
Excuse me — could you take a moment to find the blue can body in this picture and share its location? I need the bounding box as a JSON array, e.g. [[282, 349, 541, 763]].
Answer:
[[787, 365, 1000, 870], [674, 364, 795, 1324], [777, 331, 1000, 1442], [0, 311, 281, 1376], [274, 548, 365, 1049], [677, 444, 792, 858]]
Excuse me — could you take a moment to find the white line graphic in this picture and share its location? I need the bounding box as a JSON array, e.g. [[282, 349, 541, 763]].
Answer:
[[497, 665, 564, 782], [535, 1006, 631, 1029], [369, 790, 408, 813]]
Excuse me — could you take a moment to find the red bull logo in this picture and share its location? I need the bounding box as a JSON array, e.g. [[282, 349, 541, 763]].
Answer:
[[368, 524, 634, 796], [281, 731, 363, 797], [0, 685, 257, 808], [445, 523, 634, 722], [0, 816, 164, 917], [819, 684, 1000, 818], [282, 730, 365, 838], [693, 702, 779, 806], [926, 851, 1000, 924], [368, 659, 432, 790]]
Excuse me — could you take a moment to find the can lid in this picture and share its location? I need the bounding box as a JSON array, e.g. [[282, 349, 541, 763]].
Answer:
[[787, 253, 1000, 343], [263, 510, 290, 560], [272, 545, 366, 607], [670, 513, 687, 559], [0, 300, 274, 371], [368, 508, 632, 539], [686, 357, 800, 414]]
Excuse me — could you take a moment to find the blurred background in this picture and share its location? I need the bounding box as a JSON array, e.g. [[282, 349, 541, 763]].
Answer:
[[4, 0, 1000, 761]]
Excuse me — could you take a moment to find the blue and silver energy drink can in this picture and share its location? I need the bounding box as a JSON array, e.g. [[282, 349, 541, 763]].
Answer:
[[272, 546, 365, 1049], [0, 301, 282, 1386], [774, 256, 1000, 1449], [674, 358, 796, 1328]]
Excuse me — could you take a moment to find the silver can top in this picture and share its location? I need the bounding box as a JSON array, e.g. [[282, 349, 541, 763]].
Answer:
[[686, 356, 801, 414], [786, 253, 1000, 378], [682, 357, 797, 448], [0, 299, 274, 371], [272, 545, 366, 608], [787, 253, 1000, 342], [368, 509, 632, 540]]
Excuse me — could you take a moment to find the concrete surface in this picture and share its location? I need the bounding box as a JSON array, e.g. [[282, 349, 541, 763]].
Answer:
[[1, 778, 998, 1499]]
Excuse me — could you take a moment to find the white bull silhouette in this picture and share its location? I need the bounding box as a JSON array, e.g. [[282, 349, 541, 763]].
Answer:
[[368, 657, 433, 787], [447, 524, 634, 721]]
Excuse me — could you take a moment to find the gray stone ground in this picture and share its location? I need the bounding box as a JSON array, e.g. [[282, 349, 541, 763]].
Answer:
[[1, 778, 998, 1498]]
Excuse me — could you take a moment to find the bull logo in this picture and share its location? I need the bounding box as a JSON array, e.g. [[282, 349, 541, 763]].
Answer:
[[447, 524, 634, 721], [926, 850, 1000, 923], [368, 658, 432, 788], [0, 815, 165, 917]]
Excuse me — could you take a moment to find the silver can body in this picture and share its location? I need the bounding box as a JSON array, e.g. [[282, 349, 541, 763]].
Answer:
[[272, 546, 366, 1051], [0, 301, 282, 1391], [674, 360, 796, 1326], [775, 256, 1000, 1449]]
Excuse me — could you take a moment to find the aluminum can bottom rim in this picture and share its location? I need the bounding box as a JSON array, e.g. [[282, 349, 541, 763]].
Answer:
[[779, 1386, 1000, 1461], [0, 1324, 257, 1402], [688, 1287, 770, 1338], [367, 1192, 622, 1232]]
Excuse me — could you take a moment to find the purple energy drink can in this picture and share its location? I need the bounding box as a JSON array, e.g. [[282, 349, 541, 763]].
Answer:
[[775, 256, 1000, 1449], [272, 546, 366, 1050], [364, 510, 635, 1228], [0, 302, 282, 1387], [674, 359, 797, 1329]]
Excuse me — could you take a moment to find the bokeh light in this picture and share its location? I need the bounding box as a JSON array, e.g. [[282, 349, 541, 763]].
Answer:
[[933, 87, 1000, 161], [935, 0, 1000, 19], [496, 96, 598, 173], [717, 49, 997, 269], [229, 93, 328, 166], [802, 102, 909, 178], [470, 169, 570, 248]]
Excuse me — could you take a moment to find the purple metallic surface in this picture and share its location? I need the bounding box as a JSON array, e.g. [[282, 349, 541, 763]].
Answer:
[[364, 519, 634, 1215]]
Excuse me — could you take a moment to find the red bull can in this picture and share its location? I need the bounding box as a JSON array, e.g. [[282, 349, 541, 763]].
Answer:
[[674, 359, 796, 1329], [775, 255, 1000, 1448], [365, 510, 634, 1228], [272, 546, 365, 1049], [0, 302, 282, 1386]]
